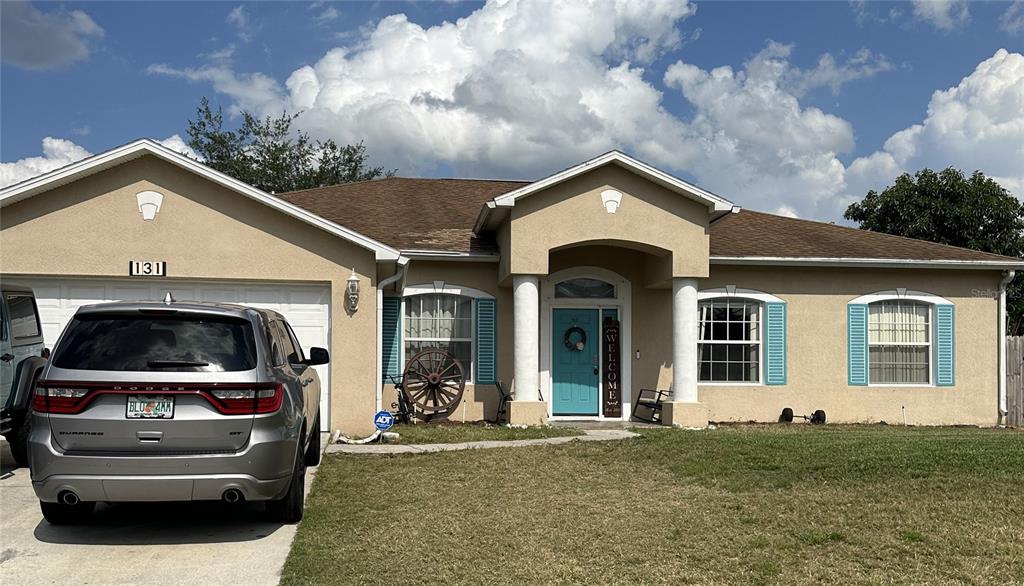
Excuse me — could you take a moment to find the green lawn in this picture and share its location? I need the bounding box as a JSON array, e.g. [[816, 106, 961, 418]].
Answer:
[[283, 425, 1024, 585], [387, 422, 583, 444]]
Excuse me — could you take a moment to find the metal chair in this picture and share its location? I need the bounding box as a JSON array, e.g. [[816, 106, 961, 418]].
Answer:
[[632, 388, 672, 423]]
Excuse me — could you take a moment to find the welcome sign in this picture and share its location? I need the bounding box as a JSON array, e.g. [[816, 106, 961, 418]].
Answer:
[[602, 317, 622, 417]]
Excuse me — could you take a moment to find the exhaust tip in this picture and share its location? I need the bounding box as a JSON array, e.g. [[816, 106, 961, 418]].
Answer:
[[222, 489, 243, 504], [59, 490, 80, 506]]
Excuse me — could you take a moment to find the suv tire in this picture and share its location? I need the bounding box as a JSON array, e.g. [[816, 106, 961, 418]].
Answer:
[[267, 441, 305, 523], [304, 412, 321, 467], [40, 500, 95, 525]]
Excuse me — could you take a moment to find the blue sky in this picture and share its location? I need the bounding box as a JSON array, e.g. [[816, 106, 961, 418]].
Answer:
[[2, 0, 1022, 220]]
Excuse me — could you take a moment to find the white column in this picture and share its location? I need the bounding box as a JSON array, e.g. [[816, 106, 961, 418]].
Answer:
[[513, 275, 540, 401], [672, 277, 699, 403]]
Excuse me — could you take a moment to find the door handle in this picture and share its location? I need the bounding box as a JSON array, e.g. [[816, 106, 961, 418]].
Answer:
[[593, 368, 599, 375], [137, 431, 163, 443], [1, 353, 14, 362]]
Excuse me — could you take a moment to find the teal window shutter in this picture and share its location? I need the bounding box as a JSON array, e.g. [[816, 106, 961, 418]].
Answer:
[[475, 298, 497, 384], [382, 296, 402, 382], [934, 305, 955, 386], [848, 304, 868, 386], [765, 302, 787, 385]]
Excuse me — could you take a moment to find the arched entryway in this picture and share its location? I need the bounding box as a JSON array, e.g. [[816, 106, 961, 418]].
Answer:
[[540, 266, 632, 420]]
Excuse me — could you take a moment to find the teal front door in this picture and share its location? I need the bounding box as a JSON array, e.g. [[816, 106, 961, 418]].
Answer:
[[552, 308, 600, 415]]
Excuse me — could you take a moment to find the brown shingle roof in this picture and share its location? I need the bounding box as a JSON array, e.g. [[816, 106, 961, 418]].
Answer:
[[281, 178, 1019, 264], [280, 177, 528, 253], [710, 209, 1018, 263]]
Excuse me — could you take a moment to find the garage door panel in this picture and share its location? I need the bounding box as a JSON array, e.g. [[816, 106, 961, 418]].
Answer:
[[200, 288, 240, 303], [110, 285, 152, 302], [23, 278, 331, 432], [67, 285, 107, 307]]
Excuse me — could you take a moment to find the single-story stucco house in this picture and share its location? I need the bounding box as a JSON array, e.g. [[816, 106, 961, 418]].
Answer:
[[2, 139, 1020, 434]]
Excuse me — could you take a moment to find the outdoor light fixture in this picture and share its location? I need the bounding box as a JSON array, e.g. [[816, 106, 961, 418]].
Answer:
[[346, 270, 360, 311]]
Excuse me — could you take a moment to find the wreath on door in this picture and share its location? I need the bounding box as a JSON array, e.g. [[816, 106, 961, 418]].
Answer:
[[563, 326, 587, 352]]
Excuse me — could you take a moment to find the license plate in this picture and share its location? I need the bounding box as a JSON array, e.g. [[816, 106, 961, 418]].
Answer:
[[126, 395, 175, 419]]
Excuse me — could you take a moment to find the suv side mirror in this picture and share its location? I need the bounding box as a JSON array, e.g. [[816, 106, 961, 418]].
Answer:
[[307, 347, 330, 366]]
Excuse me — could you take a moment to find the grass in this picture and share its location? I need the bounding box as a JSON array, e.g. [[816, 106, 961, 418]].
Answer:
[[283, 425, 1024, 585], [386, 421, 583, 444]]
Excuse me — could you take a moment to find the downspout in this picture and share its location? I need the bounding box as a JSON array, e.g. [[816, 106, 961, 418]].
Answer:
[[999, 270, 1015, 423], [376, 256, 410, 413]]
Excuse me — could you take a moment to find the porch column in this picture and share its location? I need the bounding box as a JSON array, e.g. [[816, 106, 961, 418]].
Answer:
[[662, 277, 709, 427], [509, 274, 547, 425]]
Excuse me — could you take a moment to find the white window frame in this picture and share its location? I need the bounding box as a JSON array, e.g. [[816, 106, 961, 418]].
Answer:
[[696, 287, 784, 387], [850, 289, 952, 388], [866, 300, 932, 387], [400, 283, 494, 385], [697, 297, 763, 385]]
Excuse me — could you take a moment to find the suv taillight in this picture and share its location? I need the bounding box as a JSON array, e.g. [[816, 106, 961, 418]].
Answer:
[[34, 385, 90, 414], [205, 384, 283, 415]]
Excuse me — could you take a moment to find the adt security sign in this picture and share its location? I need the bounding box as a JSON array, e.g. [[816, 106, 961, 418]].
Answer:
[[374, 410, 395, 431]]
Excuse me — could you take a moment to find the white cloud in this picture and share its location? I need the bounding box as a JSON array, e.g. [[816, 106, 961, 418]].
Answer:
[[911, 0, 969, 31], [1001, 0, 1024, 34], [141, 1, 1021, 220], [0, 138, 91, 187], [226, 5, 259, 42], [313, 6, 339, 25], [0, 135, 197, 189], [0, 1, 104, 70], [742, 41, 893, 97], [146, 63, 282, 116], [846, 49, 1024, 201], [157, 135, 199, 160]]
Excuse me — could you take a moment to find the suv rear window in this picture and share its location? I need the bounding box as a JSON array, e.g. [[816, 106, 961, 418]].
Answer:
[[52, 313, 258, 372]]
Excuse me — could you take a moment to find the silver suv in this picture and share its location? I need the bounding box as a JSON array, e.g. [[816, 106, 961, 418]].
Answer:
[[28, 300, 327, 525]]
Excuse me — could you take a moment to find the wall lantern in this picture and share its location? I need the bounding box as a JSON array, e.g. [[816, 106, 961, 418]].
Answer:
[[346, 271, 360, 312]]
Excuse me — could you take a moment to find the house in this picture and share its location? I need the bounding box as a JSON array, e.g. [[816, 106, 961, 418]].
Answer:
[[1, 139, 1019, 434]]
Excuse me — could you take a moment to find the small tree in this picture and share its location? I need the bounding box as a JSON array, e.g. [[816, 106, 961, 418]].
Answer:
[[185, 97, 393, 193], [845, 168, 1024, 333]]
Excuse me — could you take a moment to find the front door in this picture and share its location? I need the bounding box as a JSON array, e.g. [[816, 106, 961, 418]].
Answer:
[[552, 308, 600, 415]]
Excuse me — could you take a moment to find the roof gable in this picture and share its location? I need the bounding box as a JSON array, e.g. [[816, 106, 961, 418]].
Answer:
[[0, 139, 400, 261], [490, 151, 735, 212]]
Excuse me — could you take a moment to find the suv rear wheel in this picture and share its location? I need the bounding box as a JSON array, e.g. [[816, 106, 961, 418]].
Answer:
[[267, 440, 305, 523], [40, 500, 95, 525]]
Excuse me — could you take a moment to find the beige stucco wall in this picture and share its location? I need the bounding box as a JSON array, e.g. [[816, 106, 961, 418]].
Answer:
[[0, 155, 381, 434], [403, 254, 1002, 427], [693, 266, 1002, 426], [505, 165, 710, 281], [385, 261, 513, 422]]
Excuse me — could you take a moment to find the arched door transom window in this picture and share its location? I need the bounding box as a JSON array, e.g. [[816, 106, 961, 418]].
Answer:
[[554, 278, 616, 299]]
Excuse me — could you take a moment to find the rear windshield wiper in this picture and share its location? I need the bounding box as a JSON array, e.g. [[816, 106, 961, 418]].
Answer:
[[147, 360, 210, 368]]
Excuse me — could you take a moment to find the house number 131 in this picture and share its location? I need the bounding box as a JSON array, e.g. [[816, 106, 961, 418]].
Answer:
[[129, 261, 167, 277]]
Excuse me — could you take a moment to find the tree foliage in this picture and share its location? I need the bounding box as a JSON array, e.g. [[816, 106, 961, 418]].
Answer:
[[845, 168, 1024, 333], [186, 97, 393, 193]]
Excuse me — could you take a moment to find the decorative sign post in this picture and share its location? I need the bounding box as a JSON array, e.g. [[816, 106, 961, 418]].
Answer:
[[602, 316, 622, 417]]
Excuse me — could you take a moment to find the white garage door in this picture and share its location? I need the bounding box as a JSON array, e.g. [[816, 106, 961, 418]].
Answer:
[[24, 278, 331, 432]]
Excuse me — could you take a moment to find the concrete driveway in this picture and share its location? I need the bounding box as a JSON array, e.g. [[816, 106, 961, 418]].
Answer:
[[0, 436, 324, 586]]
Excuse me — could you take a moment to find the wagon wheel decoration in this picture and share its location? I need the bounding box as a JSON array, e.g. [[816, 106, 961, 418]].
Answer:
[[401, 348, 466, 416]]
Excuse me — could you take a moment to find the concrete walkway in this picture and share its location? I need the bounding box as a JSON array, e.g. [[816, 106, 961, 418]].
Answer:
[[326, 428, 638, 455]]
